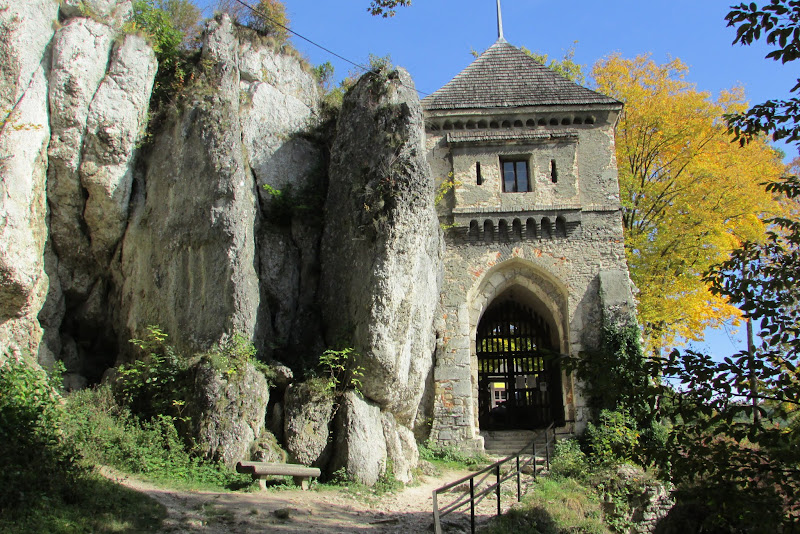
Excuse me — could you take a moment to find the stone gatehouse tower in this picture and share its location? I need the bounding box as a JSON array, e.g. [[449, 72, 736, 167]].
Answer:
[[422, 36, 635, 450]]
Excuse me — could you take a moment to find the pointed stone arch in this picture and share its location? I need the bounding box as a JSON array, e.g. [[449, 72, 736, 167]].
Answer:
[[465, 258, 571, 432]]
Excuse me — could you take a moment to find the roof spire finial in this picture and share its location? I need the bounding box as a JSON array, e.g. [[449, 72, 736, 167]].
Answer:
[[496, 0, 505, 41]]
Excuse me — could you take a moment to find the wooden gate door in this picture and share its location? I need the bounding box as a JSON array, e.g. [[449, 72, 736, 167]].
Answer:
[[477, 301, 561, 430]]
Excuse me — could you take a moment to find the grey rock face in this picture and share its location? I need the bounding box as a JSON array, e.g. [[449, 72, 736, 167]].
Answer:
[[236, 27, 326, 362], [59, 0, 133, 26], [320, 68, 444, 425], [47, 18, 116, 295], [190, 359, 270, 467], [0, 0, 58, 358], [80, 34, 157, 263], [381, 411, 418, 484], [121, 16, 259, 353], [331, 390, 387, 486], [283, 380, 334, 468]]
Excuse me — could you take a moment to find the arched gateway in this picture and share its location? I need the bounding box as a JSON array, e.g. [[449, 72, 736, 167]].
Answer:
[[421, 24, 634, 451], [476, 299, 564, 430]]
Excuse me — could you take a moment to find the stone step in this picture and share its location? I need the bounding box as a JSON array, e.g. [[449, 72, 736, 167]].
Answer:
[[482, 430, 553, 458]]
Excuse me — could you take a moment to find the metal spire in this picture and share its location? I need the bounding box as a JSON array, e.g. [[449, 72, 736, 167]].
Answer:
[[496, 0, 505, 41]]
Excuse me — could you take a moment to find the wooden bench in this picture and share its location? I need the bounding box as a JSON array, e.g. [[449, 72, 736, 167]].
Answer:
[[235, 461, 321, 490]]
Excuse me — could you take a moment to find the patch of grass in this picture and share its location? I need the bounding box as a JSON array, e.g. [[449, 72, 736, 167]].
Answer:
[[313, 466, 402, 502], [63, 385, 256, 492], [480, 476, 610, 534], [419, 441, 490, 470], [0, 356, 166, 533], [0, 473, 166, 534]]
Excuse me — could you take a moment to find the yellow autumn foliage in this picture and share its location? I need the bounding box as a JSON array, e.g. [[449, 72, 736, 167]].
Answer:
[[593, 54, 786, 352]]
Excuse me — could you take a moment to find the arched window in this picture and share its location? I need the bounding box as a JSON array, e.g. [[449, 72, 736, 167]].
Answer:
[[469, 220, 480, 242], [541, 217, 552, 239], [498, 220, 510, 242], [512, 218, 522, 241], [526, 218, 537, 240], [483, 220, 495, 243], [555, 216, 567, 237]]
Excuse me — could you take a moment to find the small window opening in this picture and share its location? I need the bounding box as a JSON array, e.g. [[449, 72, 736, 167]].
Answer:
[[541, 217, 552, 239], [556, 216, 567, 237], [513, 120, 523, 127], [501, 158, 530, 193], [469, 220, 480, 242], [498, 220, 509, 242], [549, 118, 558, 126], [483, 220, 494, 243], [550, 160, 558, 183], [476, 162, 483, 185], [526, 218, 537, 240], [512, 219, 522, 240]]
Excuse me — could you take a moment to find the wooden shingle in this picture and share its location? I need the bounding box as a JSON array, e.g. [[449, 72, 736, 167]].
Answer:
[[422, 40, 619, 110]]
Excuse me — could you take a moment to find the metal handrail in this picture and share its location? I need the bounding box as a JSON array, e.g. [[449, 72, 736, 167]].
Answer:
[[432, 423, 556, 534]]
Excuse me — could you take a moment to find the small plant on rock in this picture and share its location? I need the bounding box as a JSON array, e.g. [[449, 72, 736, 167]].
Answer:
[[319, 347, 364, 396]]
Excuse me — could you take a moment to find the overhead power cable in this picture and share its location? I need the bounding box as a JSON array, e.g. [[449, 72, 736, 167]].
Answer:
[[230, 0, 431, 96]]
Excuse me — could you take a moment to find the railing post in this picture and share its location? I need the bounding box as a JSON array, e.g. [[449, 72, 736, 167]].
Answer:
[[516, 455, 521, 501], [495, 464, 501, 517], [470, 477, 475, 534], [546, 428, 552, 471], [433, 490, 441, 534]]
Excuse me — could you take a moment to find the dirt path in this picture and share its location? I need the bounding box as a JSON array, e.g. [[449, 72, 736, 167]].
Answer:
[[105, 465, 535, 533]]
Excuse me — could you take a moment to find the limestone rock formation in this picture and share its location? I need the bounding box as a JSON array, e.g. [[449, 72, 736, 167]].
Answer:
[[381, 411, 418, 484], [59, 0, 132, 25], [320, 67, 444, 424], [283, 380, 334, 468], [0, 0, 58, 358], [81, 33, 157, 263], [237, 31, 326, 363], [121, 16, 260, 353], [0, 2, 438, 481], [190, 358, 270, 467], [331, 390, 388, 486]]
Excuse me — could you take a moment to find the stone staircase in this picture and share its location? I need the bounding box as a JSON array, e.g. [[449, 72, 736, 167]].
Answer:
[[480, 429, 553, 458]]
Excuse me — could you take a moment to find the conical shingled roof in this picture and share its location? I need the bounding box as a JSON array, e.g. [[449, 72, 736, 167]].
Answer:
[[422, 40, 620, 110]]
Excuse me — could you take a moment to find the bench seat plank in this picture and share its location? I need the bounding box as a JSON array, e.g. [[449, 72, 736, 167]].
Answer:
[[236, 461, 321, 489], [236, 461, 321, 477]]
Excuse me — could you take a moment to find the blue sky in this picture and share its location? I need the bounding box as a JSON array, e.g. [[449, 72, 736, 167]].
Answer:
[[192, 1, 799, 127], [194, 0, 792, 357]]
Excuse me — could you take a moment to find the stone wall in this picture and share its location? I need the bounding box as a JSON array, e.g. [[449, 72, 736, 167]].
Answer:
[[425, 106, 634, 446]]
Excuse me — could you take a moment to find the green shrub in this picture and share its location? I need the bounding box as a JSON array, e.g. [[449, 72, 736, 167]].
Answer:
[[64, 385, 253, 491], [130, 0, 194, 108], [216, 0, 289, 42], [114, 325, 191, 422], [550, 438, 589, 480], [584, 409, 639, 466], [0, 357, 166, 531], [0, 356, 81, 509]]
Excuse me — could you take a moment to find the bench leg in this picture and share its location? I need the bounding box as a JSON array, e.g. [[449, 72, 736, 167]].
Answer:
[[258, 478, 267, 491], [292, 476, 310, 490]]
